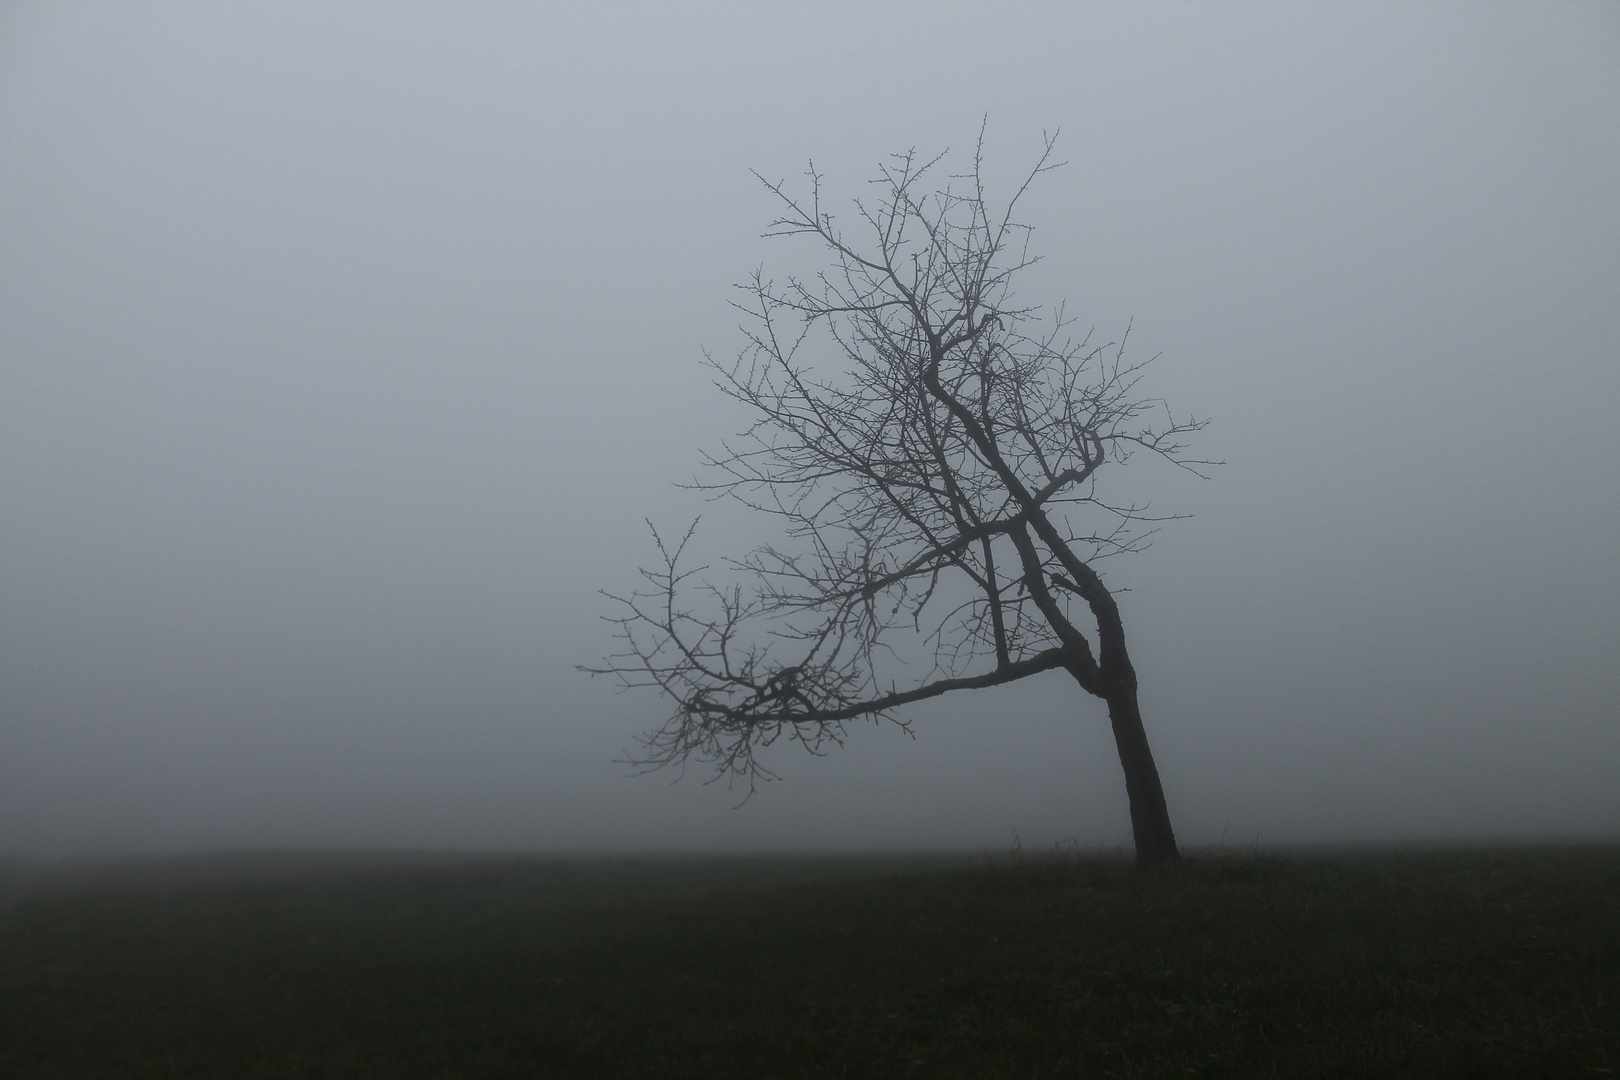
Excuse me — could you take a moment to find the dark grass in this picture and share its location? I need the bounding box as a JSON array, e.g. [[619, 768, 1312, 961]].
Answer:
[[1, 845, 1616, 1078]]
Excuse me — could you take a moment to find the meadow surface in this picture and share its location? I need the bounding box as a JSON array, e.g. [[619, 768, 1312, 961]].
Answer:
[[1, 845, 1615, 1078]]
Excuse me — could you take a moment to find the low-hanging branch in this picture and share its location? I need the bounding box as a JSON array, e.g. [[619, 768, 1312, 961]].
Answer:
[[678, 647, 1075, 729]]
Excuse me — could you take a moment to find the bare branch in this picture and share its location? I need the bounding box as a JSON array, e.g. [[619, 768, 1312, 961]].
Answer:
[[584, 132, 1205, 866]]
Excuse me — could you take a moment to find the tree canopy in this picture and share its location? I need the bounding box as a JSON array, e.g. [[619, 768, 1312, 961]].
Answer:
[[588, 133, 1209, 866]]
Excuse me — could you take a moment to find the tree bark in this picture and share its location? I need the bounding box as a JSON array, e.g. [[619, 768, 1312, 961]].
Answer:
[[1101, 685, 1180, 867]]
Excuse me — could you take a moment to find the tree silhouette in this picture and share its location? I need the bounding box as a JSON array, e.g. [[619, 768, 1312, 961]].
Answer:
[[588, 133, 1210, 867]]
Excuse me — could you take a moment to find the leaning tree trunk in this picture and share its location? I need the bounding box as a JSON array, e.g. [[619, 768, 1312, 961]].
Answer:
[[1102, 685, 1180, 867], [1048, 553, 1182, 868]]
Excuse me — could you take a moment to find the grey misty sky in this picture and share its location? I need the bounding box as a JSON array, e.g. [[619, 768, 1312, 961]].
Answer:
[[0, 2, 1615, 856]]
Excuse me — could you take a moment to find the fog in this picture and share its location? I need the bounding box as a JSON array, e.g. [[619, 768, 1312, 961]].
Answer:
[[2, 2, 1616, 858]]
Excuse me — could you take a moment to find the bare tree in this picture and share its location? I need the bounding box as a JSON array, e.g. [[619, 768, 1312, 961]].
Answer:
[[587, 133, 1209, 867]]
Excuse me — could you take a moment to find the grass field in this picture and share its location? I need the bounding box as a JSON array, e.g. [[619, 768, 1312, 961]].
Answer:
[[1, 845, 1615, 1078]]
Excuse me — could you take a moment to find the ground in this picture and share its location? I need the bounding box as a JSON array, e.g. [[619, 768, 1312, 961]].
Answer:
[[1, 845, 1616, 1077]]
